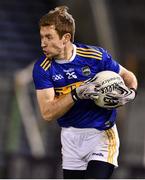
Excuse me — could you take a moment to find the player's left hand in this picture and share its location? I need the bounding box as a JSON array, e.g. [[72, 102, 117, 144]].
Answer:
[[105, 84, 137, 107]]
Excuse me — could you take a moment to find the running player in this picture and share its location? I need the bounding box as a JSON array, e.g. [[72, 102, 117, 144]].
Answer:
[[33, 6, 138, 179]]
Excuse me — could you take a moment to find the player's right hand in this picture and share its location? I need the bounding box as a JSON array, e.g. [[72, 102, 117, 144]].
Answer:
[[71, 82, 101, 102]]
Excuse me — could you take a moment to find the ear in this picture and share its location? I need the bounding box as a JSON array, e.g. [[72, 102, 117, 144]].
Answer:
[[62, 33, 71, 44]]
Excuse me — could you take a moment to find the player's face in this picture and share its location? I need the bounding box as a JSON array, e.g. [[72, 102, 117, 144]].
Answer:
[[40, 25, 65, 59]]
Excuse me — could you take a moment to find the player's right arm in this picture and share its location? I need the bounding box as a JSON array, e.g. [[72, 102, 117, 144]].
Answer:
[[36, 81, 101, 122], [33, 62, 75, 122], [33, 60, 100, 122], [36, 88, 74, 122]]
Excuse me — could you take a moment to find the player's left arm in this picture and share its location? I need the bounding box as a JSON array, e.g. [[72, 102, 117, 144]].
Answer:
[[102, 65, 138, 108], [110, 65, 138, 106], [100, 48, 138, 90], [119, 65, 138, 90]]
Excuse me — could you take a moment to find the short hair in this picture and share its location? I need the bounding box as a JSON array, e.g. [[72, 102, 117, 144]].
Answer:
[[39, 6, 75, 42]]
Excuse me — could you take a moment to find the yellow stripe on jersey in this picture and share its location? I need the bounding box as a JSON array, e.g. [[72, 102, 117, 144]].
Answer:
[[76, 49, 102, 57], [44, 63, 51, 71], [40, 58, 48, 67], [42, 60, 49, 69], [105, 129, 116, 164], [76, 52, 102, 60], [76, 47, 102, 60], [40, 58, 51, 71], [77, 47, 103, 55], [55, 81, 83, 96]]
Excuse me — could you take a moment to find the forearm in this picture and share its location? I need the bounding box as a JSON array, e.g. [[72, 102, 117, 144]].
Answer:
[[42, 93, 74, 122], [119, 65, 138, 90], [38, 79, 101, 121], [122, 70, 138, 89]]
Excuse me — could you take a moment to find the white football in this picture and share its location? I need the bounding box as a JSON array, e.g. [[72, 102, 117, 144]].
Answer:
[[93, 70, 125, 108]]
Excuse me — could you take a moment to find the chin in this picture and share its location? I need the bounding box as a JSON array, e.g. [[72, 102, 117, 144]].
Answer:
[[45, 52, 60, 59], [45, 53, 52, 59]]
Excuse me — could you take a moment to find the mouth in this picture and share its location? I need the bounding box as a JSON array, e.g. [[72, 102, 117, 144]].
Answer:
[[43, 50, 52, 59], [43, 50, 50, 57], [43, 49, 47, 54]]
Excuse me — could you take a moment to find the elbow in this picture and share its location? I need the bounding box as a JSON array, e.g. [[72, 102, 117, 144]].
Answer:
[[41, 111, 55, 122]]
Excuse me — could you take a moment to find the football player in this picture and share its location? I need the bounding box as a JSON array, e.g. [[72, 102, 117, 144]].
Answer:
[[33, 6, 138, 179]]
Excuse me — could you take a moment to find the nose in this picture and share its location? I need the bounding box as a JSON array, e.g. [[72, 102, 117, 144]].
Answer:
[[41, 38, 47, 48]]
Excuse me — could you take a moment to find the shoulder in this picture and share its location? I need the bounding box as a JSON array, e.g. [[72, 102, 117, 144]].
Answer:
[[75, 42, 112, 55], [33, 55, 52, 82], [74, 43, 104, 60], [33, 55, 54, 89], [75, 42, 104, 52], [33, 55, 52, 73]]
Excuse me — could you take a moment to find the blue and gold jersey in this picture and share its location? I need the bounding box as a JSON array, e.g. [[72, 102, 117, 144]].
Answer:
[[33, 43, 120, 130]]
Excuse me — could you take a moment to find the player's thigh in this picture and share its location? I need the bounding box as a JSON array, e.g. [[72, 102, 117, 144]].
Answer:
[[63, 169, 85, 179], [88, 125, 120, 167], [86, 160, 115, 179]]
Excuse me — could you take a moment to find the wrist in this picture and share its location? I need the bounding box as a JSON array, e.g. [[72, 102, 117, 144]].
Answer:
[[71, 89, 79, 102], [130, 88, 137, 97]]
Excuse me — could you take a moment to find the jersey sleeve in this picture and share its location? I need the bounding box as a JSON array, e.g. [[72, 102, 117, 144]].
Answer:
[[100, 48, 120, 73], [33, 63, 53, 90]]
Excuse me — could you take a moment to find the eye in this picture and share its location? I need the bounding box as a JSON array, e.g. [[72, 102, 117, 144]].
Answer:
[[46, 35, 53, 40]]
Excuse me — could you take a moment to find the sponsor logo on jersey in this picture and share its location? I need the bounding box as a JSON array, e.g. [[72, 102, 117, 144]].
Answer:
[[105, 121, 112, 128], [52, 74, 64, 81], [63, 68, 77, 79], [92, 153, 104, 157], [82, 66, 91, 76], [55, 82, 83, 96]]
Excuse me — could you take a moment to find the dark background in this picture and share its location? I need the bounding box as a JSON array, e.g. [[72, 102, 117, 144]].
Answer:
[[0, 0, 145, 178]]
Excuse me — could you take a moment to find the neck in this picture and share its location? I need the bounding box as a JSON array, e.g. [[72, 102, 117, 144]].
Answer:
[[64, 42, 74, 60], [57, 42, 73, 60]]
